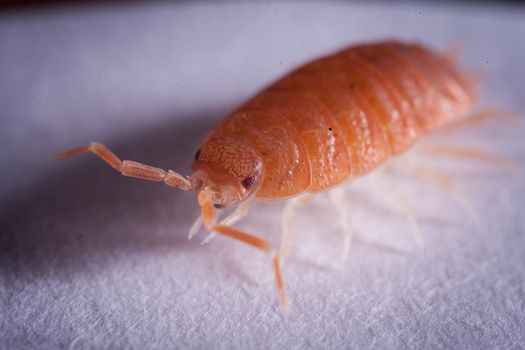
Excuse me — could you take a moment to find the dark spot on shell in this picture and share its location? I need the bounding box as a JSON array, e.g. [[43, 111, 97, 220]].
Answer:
[[194, 149, 201, 160], [328, 127, 333, 132], [242, 176, 256, 189], [213, 203, 225, 209]]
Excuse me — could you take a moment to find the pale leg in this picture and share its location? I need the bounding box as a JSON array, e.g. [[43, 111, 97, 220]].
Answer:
[[440, 108, 525, 132], [397, 164, 480, 225], [280, 194, 313, 263], [370, 172, 424, 250], [188, 217, 202, 240], [328, 187, 353, 262], [420, 144, 518, 169]]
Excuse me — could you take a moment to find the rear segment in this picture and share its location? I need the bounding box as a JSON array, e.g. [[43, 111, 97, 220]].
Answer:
[[199, 41, 477, 200]]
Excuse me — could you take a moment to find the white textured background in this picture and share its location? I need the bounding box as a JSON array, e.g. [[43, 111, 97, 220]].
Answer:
[[1, 2, 524, 349]]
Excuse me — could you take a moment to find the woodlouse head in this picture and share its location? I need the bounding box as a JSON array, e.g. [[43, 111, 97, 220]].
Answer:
[[191, 135, 262, 209]]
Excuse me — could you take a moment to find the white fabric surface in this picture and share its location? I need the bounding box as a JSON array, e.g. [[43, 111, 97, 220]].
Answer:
[[1, 2, 524, 349]]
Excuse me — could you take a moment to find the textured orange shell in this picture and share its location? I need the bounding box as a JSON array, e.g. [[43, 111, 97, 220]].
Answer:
[[198, 41, 476, 200]]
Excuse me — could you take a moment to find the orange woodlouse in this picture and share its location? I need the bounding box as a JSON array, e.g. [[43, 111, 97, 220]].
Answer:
[[56, 41, 477, 310]]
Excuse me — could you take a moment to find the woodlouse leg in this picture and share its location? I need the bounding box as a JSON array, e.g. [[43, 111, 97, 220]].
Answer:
[[200, 195, 258, 244], [54, 142, 197, 191], [441, 108, 525, 132], [198, 191, 288, 310], [188, 217, 203, 240], [328, 187, 353, 262], [370, 173, 424, 250], [280, 194, 313, 263], [210, 224, 288, 311], [401, 165, 480, 225], [420, 145, 519, 169]]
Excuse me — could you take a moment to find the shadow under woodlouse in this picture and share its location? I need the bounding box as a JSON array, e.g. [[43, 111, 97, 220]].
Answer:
[[0, 111, 218, 281]]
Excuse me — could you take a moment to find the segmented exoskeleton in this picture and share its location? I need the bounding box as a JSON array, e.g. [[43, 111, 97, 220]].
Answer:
[[57, 41, 477, 309]]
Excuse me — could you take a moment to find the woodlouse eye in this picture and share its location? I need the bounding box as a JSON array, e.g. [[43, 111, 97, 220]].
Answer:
[[213, 203, 225, 209], [194, 149, 201, 160], [241, 176, 256, 189]]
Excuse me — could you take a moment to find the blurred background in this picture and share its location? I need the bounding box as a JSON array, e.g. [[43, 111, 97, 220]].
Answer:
[[1, 1, 524, 349]]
